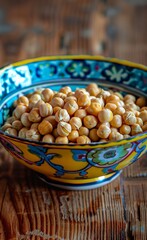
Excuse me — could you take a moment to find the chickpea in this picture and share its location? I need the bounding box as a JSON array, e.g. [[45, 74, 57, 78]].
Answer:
[[28, 108, 41, 123], [34, 99, 45, 108], [74, 109, 87, 119], [38, 120, 53, 135], [131, 124, 143, 136], [140, 107, 147, 111], [64, 96, 77, 103], [83, 115, 98, 129], [106, 94, 120, 103], [21, 113, 31, 127], [30, 123, 39, 130], [76, 135, 91, 144], [12, 120, 23, 131], [59, 86, 71, 95], [109, 132, 123, 141], [39, 103, 53, 117], [13, 105, 28, 119], [136, 97, 147, 108], [98, 89, 110, 100], [53, 106, 62, 114], [91, 97, 105, 108], [17, 96, 29, 106], [110, 115, 122, 128], [123, 111, 136, 125], [1, 123, 12, 131], [75, 88, 88, 98], [64, 99, 78, 115], [97, 125, 111, 139], [54, 92, 67, 100], [124, 94, 136, 102], [41, 88, 54, 102], [42, 134, 55, 143], [68, 130, 79, 142], [139, 110, 147, 122], [6, 116, 16, 124], [5, 128, 17, 136], [119, 124, 131, 135], [114, 92, 123, 100], [114, 106, 125, 115], [18, 127, 28, 138], [77, 93, 91, 108], [29, 94, 41, 109], [69, 117, 82, 130], [55, 109, 70, 123], [123, 134, 131, 139], [44, 116, 57, 128], [53, 128, 59, 138], [136, 117, 143, 127], [77, 127, 89, 138], [55, 136, 68, 144], [86, 102, 102, 116], [50, 97, 64, 108], [86, 83, 101, 96], [125, 103, 140, 111], [89, 129, 99, 142], [142, 122, 147, 131], [57, 121, 71, 136], [105, 103, 117, 112], [98, 109, 113, 123], [26, 129, 40, 141]]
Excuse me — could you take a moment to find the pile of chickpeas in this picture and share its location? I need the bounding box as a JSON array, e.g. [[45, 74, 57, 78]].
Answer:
[[1, 83, 147, 144]]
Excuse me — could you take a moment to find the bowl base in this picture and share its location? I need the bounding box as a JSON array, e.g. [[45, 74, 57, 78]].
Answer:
[[38, 171, 122, 190]]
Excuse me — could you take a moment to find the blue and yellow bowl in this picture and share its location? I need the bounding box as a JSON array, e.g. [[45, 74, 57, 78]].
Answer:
[[0, 56, 147, 190]]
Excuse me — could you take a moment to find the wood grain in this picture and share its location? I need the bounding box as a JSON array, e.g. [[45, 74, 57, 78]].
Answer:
[[0, 0, 147, 239]]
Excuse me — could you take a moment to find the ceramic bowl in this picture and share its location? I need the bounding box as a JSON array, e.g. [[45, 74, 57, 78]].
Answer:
[[0, 56, 147, 190]]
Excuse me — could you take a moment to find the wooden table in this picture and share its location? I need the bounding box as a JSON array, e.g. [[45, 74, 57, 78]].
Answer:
[[0, 1, 147, 239]]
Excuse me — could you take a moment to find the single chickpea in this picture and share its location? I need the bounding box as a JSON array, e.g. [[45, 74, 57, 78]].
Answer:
[[142, 122, 147, 131], [26, 129, 41, 141], [91, 97, 105, 108], [74, 109, 87, 119], [38, 120, 53, 135], [83, 115, 98, 129], [29, 94, 42, 109], [30, 123, 39, 130], [53, 92, 67, 100], [42, 134, 55, 143], [41, 88, 54, 102], [68, 130, 79, 142], [53, 128, 59, 138], [77, 93, 91, 108], [98, 109, 113, 123], [123, 111, 136, 125], [50, 97, 64, 108], [55, 136, 68, 144], [57, 121, 72, 136], [13, 105, 28, 119], [136, 97, 146, 108], [98, 89, 110, 100], [97, 125, 111, 139], [136, 117, 143, 127], [119, 124, 131, 135], [18, 127, 28, 138], [105, 102, 117, 112], [123, 134, 131, 139], [44, 116, 57, 128], [110, 115, 122, 128], [86, 102, 102, 116], [79, 126, 89, 136], [97, 122, 111, 128], [69, 117, 82, 130], [76, 135, 91, 144], [21, 113, 31, 128], [67, 91, 75, 97], [12, 120, 23, 131], [59, 86, 71, 95], [114, 92, 123, 100], [55, 109, 70, 123], [124, 94, 136, 102], [64, 99, 79, 115], [114, 106, 125, 115], [5, 128, 17, 136], [1, 123, 12, 131], [89, 129, 99, 142], [75, 88, 88, 98], [34, 99, 45, 108], [131, 124, 143, 136], [106, 94, 120, 103], [139, 110, 147, 122], [6, 116, 16, 124], [109, 132, 123, 141], [86, 83, 101, 96], [39, 103, 53, 117], [17, 96, 29, 106], [28, 108, 41, 123], [53, 106, 62, 114], [64, 96, 77, 103]]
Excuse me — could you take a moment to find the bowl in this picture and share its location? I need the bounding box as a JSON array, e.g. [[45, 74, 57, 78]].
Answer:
[[0, 55, 147, 190]]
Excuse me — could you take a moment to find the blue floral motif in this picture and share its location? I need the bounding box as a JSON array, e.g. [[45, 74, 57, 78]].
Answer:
[[71, 150, 88, 162], [66, 60, 91, 79], [102, 64, 129, 82], [36, 63, 57, 78]]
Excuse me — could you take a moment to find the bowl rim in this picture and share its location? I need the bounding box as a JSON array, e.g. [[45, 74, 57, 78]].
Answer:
[[0, 55, 147, 148]]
